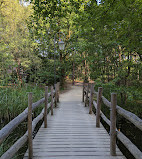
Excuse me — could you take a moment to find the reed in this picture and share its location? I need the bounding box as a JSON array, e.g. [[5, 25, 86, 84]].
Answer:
[[0, 84, 46, 159], [0, 84, 45, 123]]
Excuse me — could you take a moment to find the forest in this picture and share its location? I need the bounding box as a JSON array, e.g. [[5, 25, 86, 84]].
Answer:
[[0, 0, 141, 119], [0, 0, 142, 158]]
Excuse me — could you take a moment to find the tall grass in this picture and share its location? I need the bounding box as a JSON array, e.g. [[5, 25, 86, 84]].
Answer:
[[0, 84, 45, 123], [0, 84, 46, 158]]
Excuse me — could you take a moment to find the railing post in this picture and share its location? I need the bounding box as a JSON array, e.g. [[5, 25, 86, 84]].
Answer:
[[28, 92, 33, 159], [44, 86, 48, 128], [110, 93, 117, 156], [55, 84, 57, 107], [96, 87, 103, 127], [57, 82, 60, 103], [51, 86, 53, 115], [82, 82, 85, 102], [85, 83, 89, 107], [89, 83, 94, 114]]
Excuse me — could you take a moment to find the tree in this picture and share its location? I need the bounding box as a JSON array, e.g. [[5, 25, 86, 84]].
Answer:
[[0, 0, 41, 85]]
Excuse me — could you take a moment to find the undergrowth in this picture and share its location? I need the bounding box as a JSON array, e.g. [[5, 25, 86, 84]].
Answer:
[[0, 83, 47, 158], [94, 80, 142, 118], [0, 84, 45, 121]]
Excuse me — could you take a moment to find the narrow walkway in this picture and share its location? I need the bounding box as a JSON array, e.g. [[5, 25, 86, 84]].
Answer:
[[24, 85, 125, 159]]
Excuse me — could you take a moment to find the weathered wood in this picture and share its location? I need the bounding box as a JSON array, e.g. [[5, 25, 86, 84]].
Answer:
[[101, 113, 111, 126], [24, 157, 126, 159], [44, 86, 48, 128], [55, 84, 57, 107], [0, 85, 55, 158], [116, 106, 142, 131], [51, 86, 54, 115], [0, 97, 46, 144], [89, 83, 94, 114], [85, 83, 89, 107], [0, 108, 46, 159], [57, 82, 60, 103], [96, 87, 103, 127], [24, 86, 125, 159], [93, 100, 97, 109], [0, 132, 28, 159], [82, 82, 85, 102], [117, 131, 142, 159], [28, 92, 33, 159], [93, 101, 111, 126], [102, 96, 111, 108], [93, 98, 142, 159], [102, 96, 142, 131], [24, 157, 125, 159], [110, 93, 117, 156]]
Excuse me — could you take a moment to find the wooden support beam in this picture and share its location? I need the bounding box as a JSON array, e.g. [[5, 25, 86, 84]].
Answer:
[[55, 84, 57, 107], [110, 93, 117, 156], [85, 83, 89, 107], [89, 83, 94, 114], [57, 82, 60, 103], [28, 92, 33, 159], [44, 86, 48, 128], [51, 86, 54, 115], [82, 82, 85, 102], [96, 87, 103, 127]]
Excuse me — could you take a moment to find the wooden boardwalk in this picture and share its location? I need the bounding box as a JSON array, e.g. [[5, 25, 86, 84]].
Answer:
[[24, 85, 125, 159]]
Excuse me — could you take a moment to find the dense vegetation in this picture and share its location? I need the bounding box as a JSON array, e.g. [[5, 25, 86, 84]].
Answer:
[[0, 0, 141, 158], [0, 0, 141, 119]]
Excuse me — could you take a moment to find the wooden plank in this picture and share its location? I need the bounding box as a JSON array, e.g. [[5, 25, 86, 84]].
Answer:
[[24, 85, 125, 159], [24, 157, 125, 159], [24, 151, 124, 156]]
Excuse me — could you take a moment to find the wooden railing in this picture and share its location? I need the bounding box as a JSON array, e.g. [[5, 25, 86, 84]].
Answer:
[[82, 82, 142, 159], [0, 82, 60, 159]]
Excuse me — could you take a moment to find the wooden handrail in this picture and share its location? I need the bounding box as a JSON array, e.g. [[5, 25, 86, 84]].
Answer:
[[117, 131, 142, 159], [0, 97, 46, 144], [83, 83, 142, 159], [0, 106, 48, 159], [0, 83, 60, 159], [93, 101, 142, 159], [101, 96, 142, 131], [93, 90, 142, 131]]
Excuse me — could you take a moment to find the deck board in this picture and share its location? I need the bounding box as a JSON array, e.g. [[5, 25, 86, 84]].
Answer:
[[24, 85, 126, 159]]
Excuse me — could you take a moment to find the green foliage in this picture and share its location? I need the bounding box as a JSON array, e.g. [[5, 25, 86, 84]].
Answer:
[[0, 0, 141, 117], [0, 85, 44, 120], [94, 80, 142, 117]]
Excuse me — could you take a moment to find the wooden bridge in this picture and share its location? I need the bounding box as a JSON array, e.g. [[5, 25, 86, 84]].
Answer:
[[24, 85, 125, 159], [0, 82, 142, 159]]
